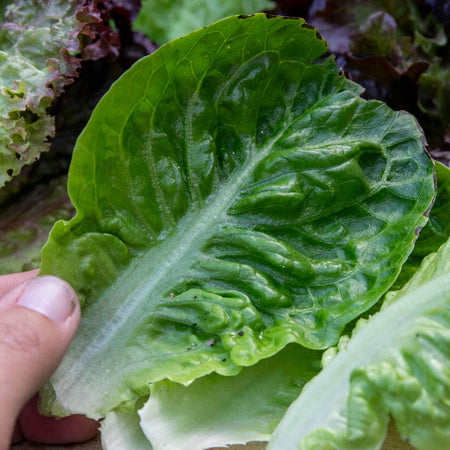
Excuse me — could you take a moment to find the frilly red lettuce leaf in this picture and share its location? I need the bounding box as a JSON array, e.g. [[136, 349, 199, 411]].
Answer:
[[308, 0, 450, 154], [0, 1, 153, 278]]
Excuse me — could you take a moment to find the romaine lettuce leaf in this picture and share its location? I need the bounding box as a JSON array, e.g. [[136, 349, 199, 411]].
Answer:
[[133, 0, 275, 45], [0, 0, 86, 186], [269, 237, 450, 450], [413, 162, 450, 258], [39, 14, 434, 419], [137, 344, 321, 450], [102, 408, 152, 450], [394, 161, 450, 287]]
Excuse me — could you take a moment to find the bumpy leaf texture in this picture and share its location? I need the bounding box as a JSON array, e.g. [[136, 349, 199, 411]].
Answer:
[[269, 237, 450, 450], [0, 0, 79, 185], [133, 0, 275, 44], [0, 0, 115, 187], [137, 344, 321, 450], [101, 344, 321, 450], [40, 14, 434, 419]]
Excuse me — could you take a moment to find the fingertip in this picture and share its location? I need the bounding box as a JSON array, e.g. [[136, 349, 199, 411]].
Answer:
[[0, 275, 81, 430], [19, 394, 99, 444], [0, 270, 38, 298], [17, 275, 80, 325], [0, 275, 80, 329]]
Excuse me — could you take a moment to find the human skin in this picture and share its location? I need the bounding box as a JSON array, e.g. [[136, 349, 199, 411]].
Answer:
[[0, 271, 98, 448]]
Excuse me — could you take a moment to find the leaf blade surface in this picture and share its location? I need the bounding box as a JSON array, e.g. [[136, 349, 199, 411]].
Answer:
[[39, 14, 435, 418], [268, 238, 450, 450]]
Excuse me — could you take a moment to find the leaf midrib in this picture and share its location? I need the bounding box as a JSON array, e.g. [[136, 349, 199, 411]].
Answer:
[[268, 274, 450, 449], [54, 69, 353, 380], [50, 139, 273, 410], [51, 75, 366, 415]]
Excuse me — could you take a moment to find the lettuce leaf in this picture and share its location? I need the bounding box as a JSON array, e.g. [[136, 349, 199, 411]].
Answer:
[[413, 162, 450, 258], [105, 163, 450, 449], [133, 0, 275, 45], [0, 0, 85, 186], [39, 14, 434, 419], [0, 175, 73, 274], [137, 344, 321, 450], [100, 344, 320, 450], [131, 166, 450, 450], [394, 161, 450, 287], [308, 0, 450, 151], [102, 408, 153, 450], [269, 237, 450, 450]]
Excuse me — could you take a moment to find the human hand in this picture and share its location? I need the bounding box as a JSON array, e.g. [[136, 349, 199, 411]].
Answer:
[[0, 271, 98, 448]]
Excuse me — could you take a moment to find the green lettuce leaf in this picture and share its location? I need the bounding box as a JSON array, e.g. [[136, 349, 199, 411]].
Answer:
[[412, 162, 450, 258], [137, 344, 321, 450], [393, 161, 450, 287], [101, 407, 153, 450], [0, 175, 74, 274], [269, 237, 450, 450], [133, 0, 274, 45], [0, 0, 84, 186], [39, 14, 434, 419]]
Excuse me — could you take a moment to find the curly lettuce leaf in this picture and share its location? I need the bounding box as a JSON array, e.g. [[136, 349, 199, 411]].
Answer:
[[309, 0, 446, 57], [133, 0, 275, 45], [0, 0, 95, 186], [0, 0, 79, 186], [269, 237, 450, 450], [137, 344, 321, 450], [39, 14, 434, 419], [308, 0, 450, 149]]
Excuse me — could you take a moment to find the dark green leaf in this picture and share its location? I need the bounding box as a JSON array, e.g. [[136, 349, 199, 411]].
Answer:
[[39, 14, 435, 418], [394, 161, 450, 287]]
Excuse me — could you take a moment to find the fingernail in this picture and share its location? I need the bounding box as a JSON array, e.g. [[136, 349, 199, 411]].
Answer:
[[17, 276, 76, 323]]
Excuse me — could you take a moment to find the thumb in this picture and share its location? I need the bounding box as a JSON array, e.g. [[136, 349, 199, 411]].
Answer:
[[0, 275, 80, 444]]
